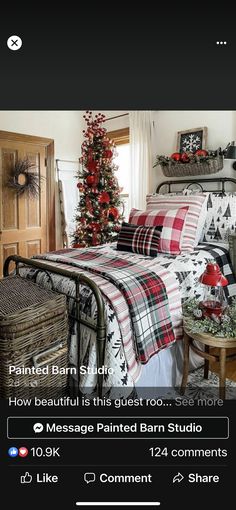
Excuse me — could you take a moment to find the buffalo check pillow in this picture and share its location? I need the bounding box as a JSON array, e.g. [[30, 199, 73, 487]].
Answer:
[[128, 207, 188, 254], [146, 194, 207, 252], [117, 222, 163, 257]]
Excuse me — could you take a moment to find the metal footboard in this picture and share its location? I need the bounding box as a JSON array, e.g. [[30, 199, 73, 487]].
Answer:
[[3, 255, 106, 397]]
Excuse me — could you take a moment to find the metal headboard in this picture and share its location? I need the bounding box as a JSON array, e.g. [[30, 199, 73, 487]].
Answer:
[[156, 177, 236, 194]]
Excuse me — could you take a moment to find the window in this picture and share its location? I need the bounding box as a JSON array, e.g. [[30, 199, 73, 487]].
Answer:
[[107, 128, 130, 220]]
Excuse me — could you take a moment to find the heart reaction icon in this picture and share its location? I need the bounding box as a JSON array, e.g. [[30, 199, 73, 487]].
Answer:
[[19, 447, 29, 458]]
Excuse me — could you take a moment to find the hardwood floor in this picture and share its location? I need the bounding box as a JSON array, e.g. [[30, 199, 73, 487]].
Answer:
[[210, 348, 236, 382]]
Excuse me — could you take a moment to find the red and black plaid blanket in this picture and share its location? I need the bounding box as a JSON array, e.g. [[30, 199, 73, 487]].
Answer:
[[34, 249, 175, 364]]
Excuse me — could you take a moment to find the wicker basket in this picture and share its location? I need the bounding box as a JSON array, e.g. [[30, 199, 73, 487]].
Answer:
[[160, 155, 223, 177], [0, 275, 69, 398]]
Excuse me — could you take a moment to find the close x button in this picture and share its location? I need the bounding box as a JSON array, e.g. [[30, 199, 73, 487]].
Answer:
[[7, 35, 23, 51]]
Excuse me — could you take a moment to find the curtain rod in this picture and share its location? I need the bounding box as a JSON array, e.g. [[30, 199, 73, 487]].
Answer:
[[105, 113, 129, 122]]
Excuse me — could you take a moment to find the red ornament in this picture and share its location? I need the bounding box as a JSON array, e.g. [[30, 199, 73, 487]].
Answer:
[[171, 152, 181, 162], [98, 191, 110, 204], [89, 175, 99, 191], [90, 222, 101, 232], [195, 149, 208, 157], [103, 149, 113, 159], [108, 206, 119, 219], [86, 175, 96, 186], [86, 160, 98, 173], [180, 152, 190, 163], [77, 182, 84, 192]]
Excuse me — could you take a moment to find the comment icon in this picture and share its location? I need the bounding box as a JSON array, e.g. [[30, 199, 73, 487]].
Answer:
[[84, 472, 96, 484]]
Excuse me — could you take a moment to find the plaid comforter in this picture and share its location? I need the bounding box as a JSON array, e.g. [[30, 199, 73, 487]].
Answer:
[[34, 249, 176, 364]]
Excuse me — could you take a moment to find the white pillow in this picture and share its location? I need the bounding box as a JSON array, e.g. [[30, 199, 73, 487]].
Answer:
[[200, 192, 236, 243]]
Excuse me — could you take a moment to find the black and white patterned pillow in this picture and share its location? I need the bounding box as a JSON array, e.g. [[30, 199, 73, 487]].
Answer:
[[117, 222, 163, 257], [200, 193, 236, 243]]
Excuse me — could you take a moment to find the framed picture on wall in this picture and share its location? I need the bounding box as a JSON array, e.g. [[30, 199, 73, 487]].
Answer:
[[177, 127, 208, 153]]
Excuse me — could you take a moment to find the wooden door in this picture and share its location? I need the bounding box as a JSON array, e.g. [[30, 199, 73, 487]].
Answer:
[[0, 133, 55, 276]]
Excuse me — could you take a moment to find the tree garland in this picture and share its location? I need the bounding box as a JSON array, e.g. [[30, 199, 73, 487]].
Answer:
[[154, 152, 221, 168], [183, 298, 236, 338], [7, 159, 42, 198]]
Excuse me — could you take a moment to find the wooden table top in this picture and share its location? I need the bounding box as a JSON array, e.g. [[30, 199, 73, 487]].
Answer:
[[183, 323, 236, 349]]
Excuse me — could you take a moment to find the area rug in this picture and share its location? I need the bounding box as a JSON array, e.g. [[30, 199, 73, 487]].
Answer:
[[179, 367, 236, 400], [136, 368, 236, 400]]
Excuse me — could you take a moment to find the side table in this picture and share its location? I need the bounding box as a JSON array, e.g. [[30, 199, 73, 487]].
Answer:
[[181, 326, 236, 399]]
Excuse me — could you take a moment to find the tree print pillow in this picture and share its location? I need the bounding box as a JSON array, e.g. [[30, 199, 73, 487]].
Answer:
[[200, 193, 236, 243]]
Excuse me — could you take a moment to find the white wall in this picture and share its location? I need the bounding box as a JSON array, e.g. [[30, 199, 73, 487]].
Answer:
[[151, 110, 236, 192], [0, 110, 83, 159]]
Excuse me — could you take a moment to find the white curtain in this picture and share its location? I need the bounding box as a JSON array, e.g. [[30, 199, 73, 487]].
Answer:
[[129, 111, 153, 210]]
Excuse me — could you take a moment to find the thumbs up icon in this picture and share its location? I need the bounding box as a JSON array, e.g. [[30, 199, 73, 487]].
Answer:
[[20, 472, 32, 484]]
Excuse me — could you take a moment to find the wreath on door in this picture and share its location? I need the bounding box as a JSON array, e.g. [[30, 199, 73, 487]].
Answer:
[[7, 159, 43, 198]]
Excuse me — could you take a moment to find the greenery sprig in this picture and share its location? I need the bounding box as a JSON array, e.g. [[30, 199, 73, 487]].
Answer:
[[183, 298, 236, 338]]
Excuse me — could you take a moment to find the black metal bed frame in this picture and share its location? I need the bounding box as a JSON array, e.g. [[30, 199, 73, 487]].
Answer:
[[3, 176, 236, 396], [156, 176, 236, 194]]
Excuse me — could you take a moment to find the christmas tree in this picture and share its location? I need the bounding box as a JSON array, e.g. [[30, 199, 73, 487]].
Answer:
[[214, 227, 222, 240], [223, 204, 231, 219], [72, 111, 124, 248], [207, 218, 216, 238], [207, 194, 213, 210]]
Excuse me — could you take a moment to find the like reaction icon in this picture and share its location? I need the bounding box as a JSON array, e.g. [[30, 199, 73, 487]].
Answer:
[[20, 472, 32, 484], [8, 447, 18, 458]]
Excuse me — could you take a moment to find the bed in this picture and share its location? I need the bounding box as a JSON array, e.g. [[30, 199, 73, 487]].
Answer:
[[4, 177, 236, 399]]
